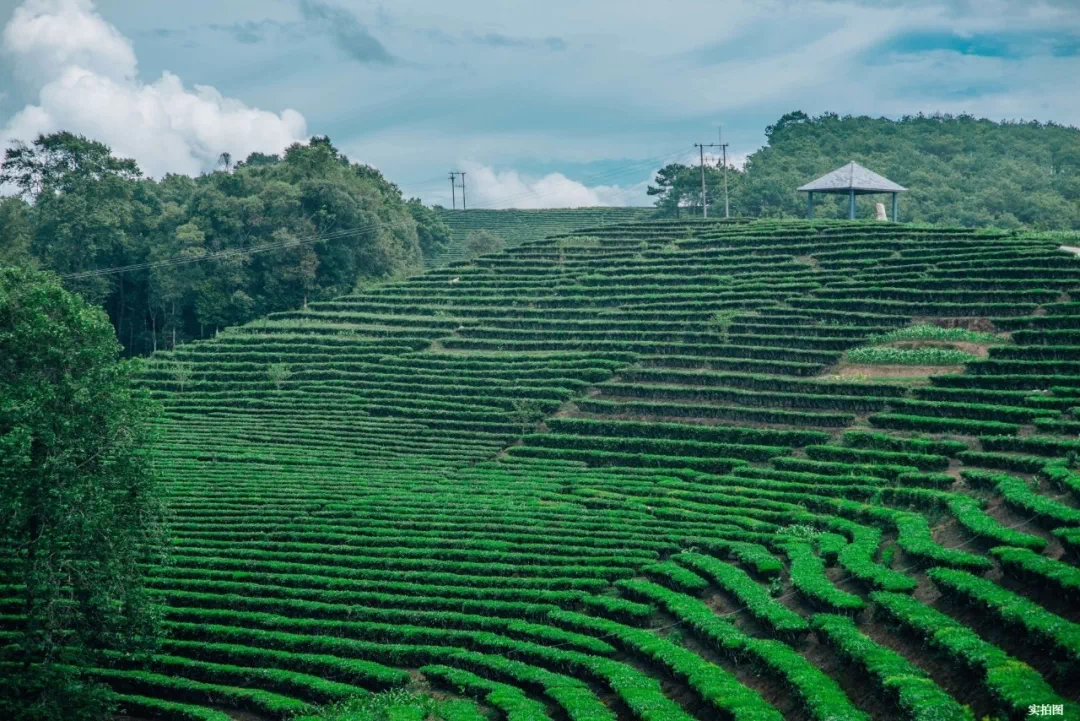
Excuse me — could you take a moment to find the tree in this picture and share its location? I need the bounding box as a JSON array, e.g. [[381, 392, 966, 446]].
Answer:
[[171, 361, 194, 393], [466, 229, 505, 258], [646, 161, 748, 218], [0, 266, 165, 721], [267, 362, 292, 390], [407, 198, 453, 258], [735, 111, 1080, 228], [509, 399, 546, 435], [0, 131, 141, 201], [0, 197, 33, 267], [1, 132, 145, 306], [647, 163, 694, 217]]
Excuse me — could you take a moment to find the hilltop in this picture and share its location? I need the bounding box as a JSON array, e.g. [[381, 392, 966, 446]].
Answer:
[[429, 207, 652, 266], [733, 112, 1080, 228], [63, 217, 1080, 720]]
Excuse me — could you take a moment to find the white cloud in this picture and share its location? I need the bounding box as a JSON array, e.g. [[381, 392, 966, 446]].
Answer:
[[455, 161, 651, 209], [0, 0, 308, 178], [3, 0, 136, 86]]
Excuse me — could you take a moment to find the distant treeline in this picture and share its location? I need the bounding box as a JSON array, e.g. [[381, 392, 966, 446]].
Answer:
[[0, 132, 451, 356], [649, 111, 1080, 228]]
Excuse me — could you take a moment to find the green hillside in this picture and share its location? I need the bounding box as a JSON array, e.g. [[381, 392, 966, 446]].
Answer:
[[741, 112, 1080, 228], [63, 218, 1080, 720], [429, 207, 653, 266], [648, 113, 1080, 229]]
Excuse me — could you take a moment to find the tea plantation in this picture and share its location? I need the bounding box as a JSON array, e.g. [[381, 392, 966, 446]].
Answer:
[[430, 208, 653, 266], [83, 219, 1080, 719]]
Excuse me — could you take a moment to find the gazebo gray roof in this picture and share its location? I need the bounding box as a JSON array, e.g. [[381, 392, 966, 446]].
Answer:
[[797, 161, 907, 195]]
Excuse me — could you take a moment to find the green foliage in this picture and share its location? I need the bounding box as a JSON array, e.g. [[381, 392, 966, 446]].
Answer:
[[708, 310, 737, 343], [0, 266, 165, 720], [990, 546, 1080, 597], [674, 552, 809, 636], [927, 567, 1080, 666], [871, 591, 1074, 718], [430, 208, 650, 265], [812, 614, 973, 721], [781, 542, 864, 611], [43, 213, 1080, 719], [1, 132, 428, 356], [406, 198, 453, 258], [735, 112, 1080, 229], [465, 229, 506, 258], [267, 362, 293, 391], [647, 162, 744, 218], [846, 346, 979, 365], [641, 561, 709, 593], [866, 323, 1002, 345], [961, 470, 1080, 524], [310, 688, 480, 721], [0, 197, 33, 268], [171, 361, 195, 393], [615, 580, 866, 721], [509, 398, 547, 435], [550, 607, 781, 721]]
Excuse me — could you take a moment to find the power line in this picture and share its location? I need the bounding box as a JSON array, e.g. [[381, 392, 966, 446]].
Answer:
[[718, 125, 730, 219], [694, 142, 721, 218]]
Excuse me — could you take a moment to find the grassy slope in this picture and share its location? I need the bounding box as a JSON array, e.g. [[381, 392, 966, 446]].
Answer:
[[77, 218, 1080, 721], [429, 207, 653, 267]]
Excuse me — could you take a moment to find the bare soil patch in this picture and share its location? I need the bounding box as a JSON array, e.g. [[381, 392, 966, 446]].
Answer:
[[828, 363, 963, 379]]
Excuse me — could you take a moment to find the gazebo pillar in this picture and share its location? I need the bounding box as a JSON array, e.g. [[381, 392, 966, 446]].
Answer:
[[848, 190, 856, 220], [807, 192, 814, 219], [892, 192, 898, 223]]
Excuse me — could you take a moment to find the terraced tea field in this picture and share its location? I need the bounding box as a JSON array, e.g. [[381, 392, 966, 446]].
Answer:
[[58, 219, 1080, 720], [430, 207, 653, 266]]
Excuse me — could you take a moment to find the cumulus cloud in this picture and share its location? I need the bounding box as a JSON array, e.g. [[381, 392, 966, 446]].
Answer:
[[458, 161, 651, 209], [3, 0, 136, 86], [0, 0, 309, 178]]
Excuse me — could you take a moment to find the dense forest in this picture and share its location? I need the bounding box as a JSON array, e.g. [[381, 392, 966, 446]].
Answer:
[[0, 133, 451, 356], [649, 112, 1080, 228]]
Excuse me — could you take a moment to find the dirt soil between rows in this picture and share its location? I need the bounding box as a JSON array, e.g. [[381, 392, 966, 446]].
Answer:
[[827, 363, 965, 379]]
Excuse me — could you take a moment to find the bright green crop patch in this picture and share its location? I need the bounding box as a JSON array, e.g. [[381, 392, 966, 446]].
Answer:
[[845, 346, 979, 365], [866, 323, 1003, 344]]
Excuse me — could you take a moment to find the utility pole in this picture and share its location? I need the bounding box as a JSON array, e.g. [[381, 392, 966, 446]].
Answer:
[[461, 171, 467, 210], [718, 126, 730, 219], [694, 142, 721, 218], [449, 172, 459, 210]]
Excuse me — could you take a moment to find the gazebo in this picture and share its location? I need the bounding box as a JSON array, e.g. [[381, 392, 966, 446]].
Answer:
[[798, 161, 907, 221]]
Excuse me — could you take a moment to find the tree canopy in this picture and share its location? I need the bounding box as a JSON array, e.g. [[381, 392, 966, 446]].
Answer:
[[465, 229, 506, 258], [0, 132, 447, 355], [0, 266, 164, 721], [650, 112, 1080, 228]]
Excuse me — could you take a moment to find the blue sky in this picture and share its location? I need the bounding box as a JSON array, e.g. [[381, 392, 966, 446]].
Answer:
[[1, 0, 1078, 207]]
